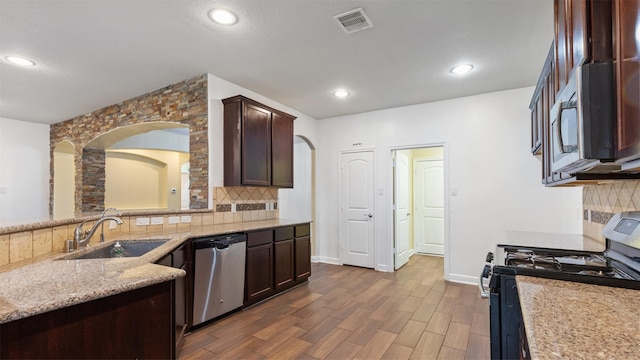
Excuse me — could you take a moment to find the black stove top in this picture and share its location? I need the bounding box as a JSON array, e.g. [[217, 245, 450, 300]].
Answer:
[[482, 212, 640, 294], [489, 244, 640, 289]]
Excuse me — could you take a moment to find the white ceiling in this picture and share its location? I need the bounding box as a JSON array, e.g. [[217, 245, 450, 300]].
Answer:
[[0, 0, 553, 125]]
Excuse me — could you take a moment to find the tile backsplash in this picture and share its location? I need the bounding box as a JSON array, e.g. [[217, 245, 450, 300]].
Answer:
[[0, 186, 280, 267], [213, 186, 278, 223], [583, 180, 640, 242]]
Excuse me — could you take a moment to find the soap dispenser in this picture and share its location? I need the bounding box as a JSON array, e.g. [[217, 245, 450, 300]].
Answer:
[[110, 241, 124, 258]]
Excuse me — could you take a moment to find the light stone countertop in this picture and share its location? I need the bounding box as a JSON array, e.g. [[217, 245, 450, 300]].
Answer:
[[0, 218, 310, 324], [517, 276, 640, 360]]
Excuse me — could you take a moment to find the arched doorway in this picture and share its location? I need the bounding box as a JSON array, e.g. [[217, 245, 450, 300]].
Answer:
[[278, 135, 316, 257]]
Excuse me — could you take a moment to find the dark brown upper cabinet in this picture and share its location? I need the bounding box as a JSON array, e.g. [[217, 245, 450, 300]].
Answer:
[[223, 96, 296, 187], [614, 0, 640, 163], [554, 0, 612, 97], [531, 0, 640, 185]]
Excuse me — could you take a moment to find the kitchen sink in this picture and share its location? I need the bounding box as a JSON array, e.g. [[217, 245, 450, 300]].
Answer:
[[60, 239, 170, 260]]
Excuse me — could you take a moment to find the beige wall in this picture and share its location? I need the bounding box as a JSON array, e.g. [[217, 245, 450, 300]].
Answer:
[[105, 149, 189, 210], [53, 142, 76, 219], [583, 180, 640, 243]]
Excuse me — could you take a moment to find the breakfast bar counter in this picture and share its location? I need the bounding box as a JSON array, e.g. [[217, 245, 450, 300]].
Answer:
[[0, 218, 309, 324], [516, 276, 639, 359]]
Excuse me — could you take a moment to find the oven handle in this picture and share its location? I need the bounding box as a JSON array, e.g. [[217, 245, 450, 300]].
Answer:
[[479, 265, 490, 299], [556, 99, 578, 153]]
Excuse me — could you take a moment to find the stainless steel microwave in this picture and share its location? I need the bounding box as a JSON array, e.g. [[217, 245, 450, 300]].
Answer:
[[550, 61, 617, 175]]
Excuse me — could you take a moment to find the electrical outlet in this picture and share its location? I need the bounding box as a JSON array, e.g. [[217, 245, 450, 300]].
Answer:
[[181, 215, 191, 223], [231, 203, 236, 213], [151, 217, 163, 225], [168, 216, 180, 224], [109, 220, 118, 230], [136, 217, 150, 226]]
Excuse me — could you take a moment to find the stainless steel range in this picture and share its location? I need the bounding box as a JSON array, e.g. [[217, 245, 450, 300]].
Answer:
[[480, 211, 640, 359]]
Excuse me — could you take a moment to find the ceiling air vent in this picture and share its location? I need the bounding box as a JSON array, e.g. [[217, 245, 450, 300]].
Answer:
[[333, 8, 373, 34]]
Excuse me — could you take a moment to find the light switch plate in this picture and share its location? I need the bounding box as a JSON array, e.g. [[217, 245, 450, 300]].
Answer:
[[181, 215, 191, 223], [168, 216, 180, 224], [136, 217, 150, 226], [151, 217, 163, 225]]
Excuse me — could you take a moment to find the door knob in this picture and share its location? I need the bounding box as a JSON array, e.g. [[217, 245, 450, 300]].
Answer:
[[364, 213, 373, 218]]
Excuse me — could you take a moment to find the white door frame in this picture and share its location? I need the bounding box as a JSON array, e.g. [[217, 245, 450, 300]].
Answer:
[[387, 143, 450, 278]]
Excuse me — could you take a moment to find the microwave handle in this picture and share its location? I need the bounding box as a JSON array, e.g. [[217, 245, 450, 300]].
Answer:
[[555, 99, 578, 153]]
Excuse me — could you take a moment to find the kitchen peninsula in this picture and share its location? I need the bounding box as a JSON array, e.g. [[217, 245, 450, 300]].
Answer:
[[0, 214, 311, 359]]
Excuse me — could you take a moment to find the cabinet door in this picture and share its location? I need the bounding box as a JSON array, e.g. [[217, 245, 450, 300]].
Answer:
[[172, 242, 190, 352], [245, 243, 274, 302], [615, 0, 640, 161], [569, 0, 589, 69], [295, 236, 311, 281], [555, 0, 569, 94], [531, 99, 542, 154], [555, 0, 612, 96], [0, 282, 173, 359], [242, 103, 272, 186], [271, 111, 294, 188], [274, 239, 295, 289]]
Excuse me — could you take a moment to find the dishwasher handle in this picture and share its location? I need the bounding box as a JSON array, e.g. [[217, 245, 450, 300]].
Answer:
[[193, 233, 247, 250]]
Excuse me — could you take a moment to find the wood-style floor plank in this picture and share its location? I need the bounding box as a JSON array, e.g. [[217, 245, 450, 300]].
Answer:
[[180, 255, 490, 360]]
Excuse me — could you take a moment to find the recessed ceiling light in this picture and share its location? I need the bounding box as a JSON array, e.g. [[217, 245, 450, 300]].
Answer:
[[450, 64, 473, 75], [5, 56, 36, 67], [209, 9, 237, 25], [333, 89, 350, 98]]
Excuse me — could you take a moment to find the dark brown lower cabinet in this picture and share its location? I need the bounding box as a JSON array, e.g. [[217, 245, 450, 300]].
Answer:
[[295, 236, 311, 280], [244, 223, 311, 306], [275, 239, 295, 290], [0, 281, 174, 359], [245, 229, 275, 304]]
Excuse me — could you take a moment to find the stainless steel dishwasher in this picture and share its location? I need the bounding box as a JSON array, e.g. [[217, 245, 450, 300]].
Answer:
[[192, 233, 246, 326]]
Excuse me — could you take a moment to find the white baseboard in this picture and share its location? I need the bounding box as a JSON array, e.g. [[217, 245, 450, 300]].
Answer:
[[312, 256, 340, 265], [445, 273, 477, 286], [375, 264, 392, 272]]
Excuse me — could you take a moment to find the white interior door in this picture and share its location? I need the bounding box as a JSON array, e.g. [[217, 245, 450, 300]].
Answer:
[[414, 159, 444, 255], [394, 152, 410, 269], [340, 151, 375, 268]]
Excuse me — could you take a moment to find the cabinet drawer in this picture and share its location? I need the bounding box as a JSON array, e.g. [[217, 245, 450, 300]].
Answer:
[[295, 223, 310, 237], [274, 226, 294, 242], [247, 230, 273, 247]]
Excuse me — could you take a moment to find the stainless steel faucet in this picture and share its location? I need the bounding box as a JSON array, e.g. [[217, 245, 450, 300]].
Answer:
[[100, 208, 122, 243], [74, 216, 123, 248]]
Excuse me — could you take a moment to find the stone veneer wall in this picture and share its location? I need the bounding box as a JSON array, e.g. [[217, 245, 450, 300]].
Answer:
[[583, 180, 640, 242], [81, 148, 106, 212], [49, 74, 208, 214]]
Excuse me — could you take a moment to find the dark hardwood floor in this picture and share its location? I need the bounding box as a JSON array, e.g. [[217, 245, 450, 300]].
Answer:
[[180, 255, 490, 359]]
